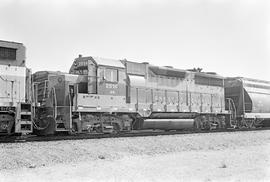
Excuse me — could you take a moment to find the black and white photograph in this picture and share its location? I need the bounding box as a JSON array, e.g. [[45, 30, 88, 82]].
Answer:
[[0, 0, 270, 181]]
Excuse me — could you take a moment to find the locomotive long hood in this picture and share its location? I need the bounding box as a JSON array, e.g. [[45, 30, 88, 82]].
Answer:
[[149, 66, 187, 78]]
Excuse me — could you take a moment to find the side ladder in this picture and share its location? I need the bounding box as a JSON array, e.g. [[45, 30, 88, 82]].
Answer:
[[15, 103, 33, 134]]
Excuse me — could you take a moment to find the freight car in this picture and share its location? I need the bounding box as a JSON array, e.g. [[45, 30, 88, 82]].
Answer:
[[225, 77, 270, 128], [32, 55, 229, 134], [0, 40, 32, 135]]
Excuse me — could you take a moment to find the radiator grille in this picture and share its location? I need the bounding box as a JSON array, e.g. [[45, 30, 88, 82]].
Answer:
[[0, 47, 16, 60]]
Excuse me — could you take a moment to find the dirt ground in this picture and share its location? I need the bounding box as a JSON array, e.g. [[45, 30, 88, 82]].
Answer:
[[1, 130, 270, 182]]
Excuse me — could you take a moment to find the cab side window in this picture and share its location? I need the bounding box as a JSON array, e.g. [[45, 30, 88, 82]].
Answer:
[[105, 68, 118, 82]]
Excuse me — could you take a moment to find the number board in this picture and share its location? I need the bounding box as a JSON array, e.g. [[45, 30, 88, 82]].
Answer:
[[0, 106, 15, 112]]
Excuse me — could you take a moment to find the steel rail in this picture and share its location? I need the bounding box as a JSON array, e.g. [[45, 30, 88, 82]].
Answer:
[[1, 127, 270, 143]]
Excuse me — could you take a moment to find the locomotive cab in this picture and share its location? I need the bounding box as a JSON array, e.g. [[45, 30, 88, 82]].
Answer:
[[70, 55, 126, 96], [69, 56, 128, 113], [68, 56, 132, 132]]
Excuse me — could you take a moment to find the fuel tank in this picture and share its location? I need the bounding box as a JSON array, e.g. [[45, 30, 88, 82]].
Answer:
[[143, 119, 194, 130]]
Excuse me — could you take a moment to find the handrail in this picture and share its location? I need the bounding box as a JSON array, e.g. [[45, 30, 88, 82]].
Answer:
[[68, 93, 72, 129], [43, 80, 48, 99], [226, 98, 237, 127], [0, 75, 14, 82], [51, 87, 57, 119], [32, 80, 49, 104]]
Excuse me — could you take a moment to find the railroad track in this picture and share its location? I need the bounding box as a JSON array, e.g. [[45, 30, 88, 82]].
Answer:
[[1, 127, 270, 143]]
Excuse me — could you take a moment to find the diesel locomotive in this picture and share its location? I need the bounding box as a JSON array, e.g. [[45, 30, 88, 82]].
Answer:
[[32, 55, 227, 134], [1, 40, 270, 136], [0, 40, 32, 135], [32, 55, 270, 134]]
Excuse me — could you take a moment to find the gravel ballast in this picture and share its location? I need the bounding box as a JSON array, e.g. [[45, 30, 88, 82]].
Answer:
[[1, 130, 270, 170], [1, 130, 270, 181]]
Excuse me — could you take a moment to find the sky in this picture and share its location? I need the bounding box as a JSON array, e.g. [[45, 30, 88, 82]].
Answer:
[[0, 0, 269, 80]]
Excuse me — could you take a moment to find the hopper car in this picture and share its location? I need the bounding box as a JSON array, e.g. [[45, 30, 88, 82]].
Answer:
[[225, 77, 270, 128]]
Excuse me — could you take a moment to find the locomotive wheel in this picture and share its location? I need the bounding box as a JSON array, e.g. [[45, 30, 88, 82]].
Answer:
[[72, 122, 78, 132], [112, 123, 120, 133], [7, 119, 15, 135], [0, 114, 15, 135], [34, 116, 56, 136], [95, 126, 103, 133], [254, 119, 263, 127]]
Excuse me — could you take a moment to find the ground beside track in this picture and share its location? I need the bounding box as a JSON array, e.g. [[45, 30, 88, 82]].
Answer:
[[1, 130, 270, 182]]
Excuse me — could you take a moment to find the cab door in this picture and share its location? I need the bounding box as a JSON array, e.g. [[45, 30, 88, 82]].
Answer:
[[87, 62, 97, 94]]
